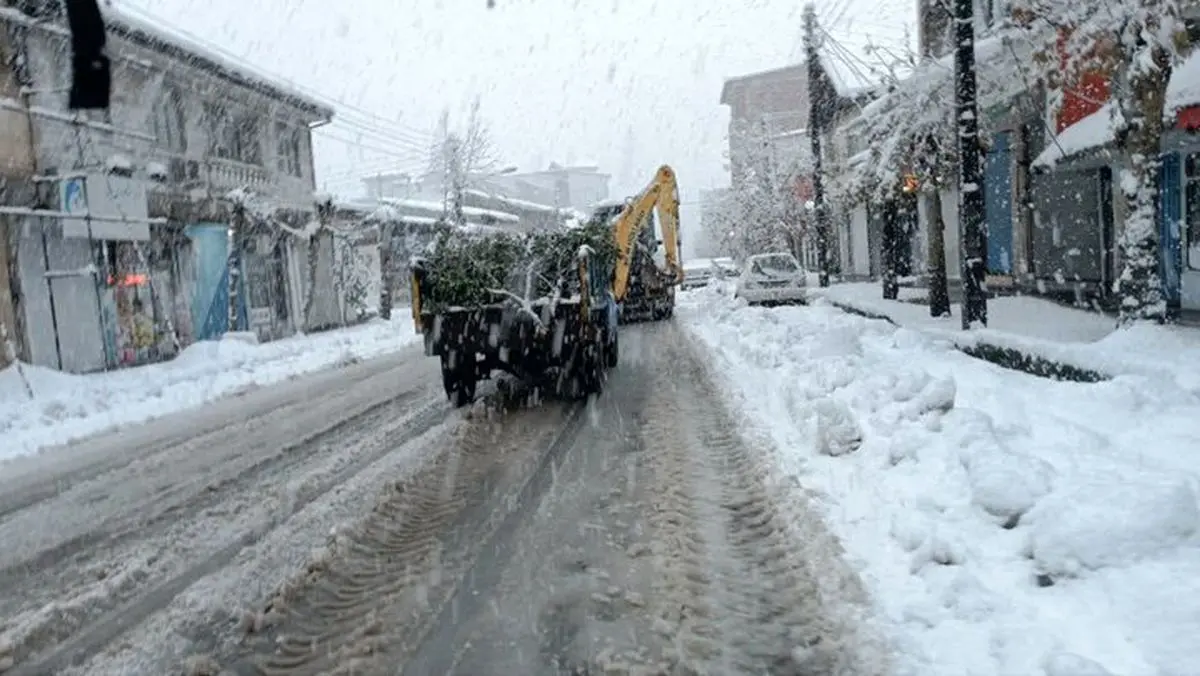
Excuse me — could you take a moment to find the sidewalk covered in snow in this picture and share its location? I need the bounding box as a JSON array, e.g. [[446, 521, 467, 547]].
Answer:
[[809, 282, 1200, 389], [0, 315, 422, 462]]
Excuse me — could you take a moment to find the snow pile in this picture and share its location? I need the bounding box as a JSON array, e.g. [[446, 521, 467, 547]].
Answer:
[[0, 316, 423, 461], [679, 285, 1200, 676]]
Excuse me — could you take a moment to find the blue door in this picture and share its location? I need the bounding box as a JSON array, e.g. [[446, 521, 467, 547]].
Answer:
[[185, 223, 248, 340], [1160, 153, 1183, 306], [984, 131, 1014, 273]]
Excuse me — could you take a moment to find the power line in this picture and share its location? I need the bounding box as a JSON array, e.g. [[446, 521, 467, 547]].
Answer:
[[115, 3, 440, 147]]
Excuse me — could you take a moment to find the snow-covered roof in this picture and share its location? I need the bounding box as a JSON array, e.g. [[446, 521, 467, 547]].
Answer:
[[101, 3, 332, 118], [1167, 49, 1200, 114], [378, 197, 520, 223], [1032, 103, 1117, 169], [462, 188, 561, 214]]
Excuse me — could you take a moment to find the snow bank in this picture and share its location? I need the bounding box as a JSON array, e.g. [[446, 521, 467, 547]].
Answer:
[[679, 285, 1200, 676], [0, 316, 422, 461]]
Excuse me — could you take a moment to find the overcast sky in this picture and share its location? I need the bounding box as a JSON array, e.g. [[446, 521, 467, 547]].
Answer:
[[118, 0, 913, 249]]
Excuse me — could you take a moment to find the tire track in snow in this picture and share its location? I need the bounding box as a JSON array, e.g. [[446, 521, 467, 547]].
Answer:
[[4, 383, 451, 675], [209, 401, 582, 675], [636, 326, 881, 675]]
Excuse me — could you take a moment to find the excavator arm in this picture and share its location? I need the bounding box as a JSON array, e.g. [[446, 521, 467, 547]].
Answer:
[[611, 164, 684, 303]]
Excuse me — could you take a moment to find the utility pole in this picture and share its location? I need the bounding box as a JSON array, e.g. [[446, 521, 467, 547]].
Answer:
[[378, 221, 393, 321], [954, 0, 988, 328], [803, 3, 831, 287]]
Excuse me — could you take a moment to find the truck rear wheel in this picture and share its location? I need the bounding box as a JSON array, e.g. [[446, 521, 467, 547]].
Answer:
[[580, 343, 604, 397], [441, 353, 477, 408], [605, 331, 619, 368]]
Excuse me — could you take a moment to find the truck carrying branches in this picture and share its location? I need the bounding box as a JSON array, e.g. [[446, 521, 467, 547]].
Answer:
[[410, 220, 619, 406], [409, 164, 683, 407]]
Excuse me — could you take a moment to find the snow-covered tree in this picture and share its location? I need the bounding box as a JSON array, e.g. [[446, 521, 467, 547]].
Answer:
[[726, 119, 809, 261], [1011, 0, 1190, 325], [334, 235, 374, 324], [847, 28, 1038, 313], [426, 98, 498, 225]]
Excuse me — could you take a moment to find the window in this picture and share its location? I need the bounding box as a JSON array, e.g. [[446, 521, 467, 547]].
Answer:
[[153, 87, 187, 153], [233, 117, 262, 165], [1186, 152, 1200, 270], [205, 103, 263, 164], [751, 253, 801, 276], [275, 122, 302, 177], [204, 103, 234, 159]]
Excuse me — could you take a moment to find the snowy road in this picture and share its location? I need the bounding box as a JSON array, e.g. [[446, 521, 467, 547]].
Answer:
[[185, 323, 881, 676], [0, 323, 884, 675], [0, 345, 453, 675]]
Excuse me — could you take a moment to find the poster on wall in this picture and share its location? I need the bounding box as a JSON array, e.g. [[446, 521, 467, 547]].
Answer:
[[61, 175, 151, 241]]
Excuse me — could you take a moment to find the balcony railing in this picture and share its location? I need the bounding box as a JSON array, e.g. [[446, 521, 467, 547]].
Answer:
[[207, 157, 270, 191]]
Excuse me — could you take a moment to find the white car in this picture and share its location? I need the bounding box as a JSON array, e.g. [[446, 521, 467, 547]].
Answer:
[[713, 257, 739, 278], [681, 259, 718, 290], [735, 252, 807, 305]]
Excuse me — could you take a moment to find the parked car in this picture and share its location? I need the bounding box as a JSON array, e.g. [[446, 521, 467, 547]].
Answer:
[[682, 258, 718, 290], [734, 252, 807, 305], [713, 256, 739, 278]]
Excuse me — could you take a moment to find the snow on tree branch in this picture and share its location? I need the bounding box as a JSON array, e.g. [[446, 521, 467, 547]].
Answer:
[[845, 28, 1045, 202], [725, 118, 815, 260]]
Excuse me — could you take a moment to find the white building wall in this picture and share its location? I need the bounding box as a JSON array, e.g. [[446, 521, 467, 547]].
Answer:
[[849, 205, 870, 277], [916, 187, 962, 281]]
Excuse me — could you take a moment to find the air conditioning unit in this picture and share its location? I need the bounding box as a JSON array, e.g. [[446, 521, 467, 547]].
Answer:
[[168, 157, 187, 183]]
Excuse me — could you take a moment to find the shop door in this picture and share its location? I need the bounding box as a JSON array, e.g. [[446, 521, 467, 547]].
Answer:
[[985, 131, 1014, 273]]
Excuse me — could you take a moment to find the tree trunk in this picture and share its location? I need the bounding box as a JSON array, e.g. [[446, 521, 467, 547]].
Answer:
[[926, 188, 952, 317], [227, 208, 244, 333], [1115, 43, 1171, 325], [954, 0, 988, 328], [303, 231, 321, 331], [378, 222, 394, 321], [805, 4, 832, 287], [881, 200, 900, 300]]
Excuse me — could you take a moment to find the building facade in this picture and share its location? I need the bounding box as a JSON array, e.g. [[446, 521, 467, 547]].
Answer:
[[0, 1, 333, 372]]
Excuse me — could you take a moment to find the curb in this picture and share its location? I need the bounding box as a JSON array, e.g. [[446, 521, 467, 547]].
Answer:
[[824, 301, 1108, 384]]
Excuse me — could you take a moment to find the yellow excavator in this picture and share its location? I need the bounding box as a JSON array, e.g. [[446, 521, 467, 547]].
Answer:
[[591, 165, 685, 323]]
